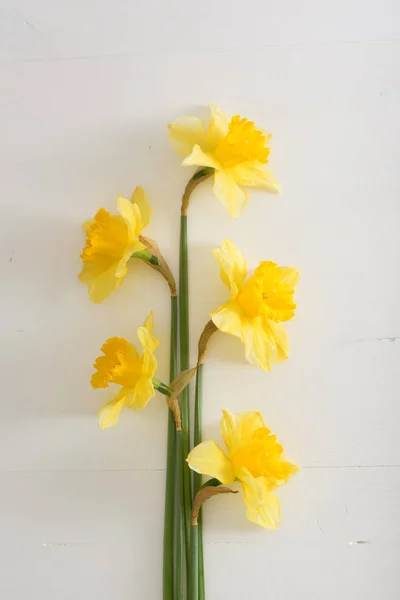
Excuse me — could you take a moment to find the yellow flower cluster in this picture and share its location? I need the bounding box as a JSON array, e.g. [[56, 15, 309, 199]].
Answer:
[[79, 105, 299, 533], [91, 312, 159, 429], [79, 187, 151, 303], [188, 410, 298, 529], [211, 239, 299, 372], [169, 105, 280, 217]]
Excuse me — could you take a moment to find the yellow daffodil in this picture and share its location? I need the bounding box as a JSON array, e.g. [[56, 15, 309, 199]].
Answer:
[[79, 187, 152, 303], [187, 409, 299, 529], [91, 312, 160, 429], [211, 239, 299, 372], [168, 105, 280, 218]]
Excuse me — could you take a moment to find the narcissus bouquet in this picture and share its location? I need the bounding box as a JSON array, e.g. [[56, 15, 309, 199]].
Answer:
[[79, 105, 300, 600]]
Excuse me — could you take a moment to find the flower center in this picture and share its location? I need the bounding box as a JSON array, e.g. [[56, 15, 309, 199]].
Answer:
[[231, 427, 293, 487], [81, 209, 130, 263], [214, 115, 270, 168], [238, 262, 297, 322], [231, 428, 281, 476], [91, 337, 143, 389], [261, 288, 281, 310]]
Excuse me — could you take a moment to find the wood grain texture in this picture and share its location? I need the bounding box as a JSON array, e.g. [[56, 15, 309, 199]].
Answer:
[[0, 1, 399, 598], [0, 0, 399, 62], [0, 468, 398, 599]]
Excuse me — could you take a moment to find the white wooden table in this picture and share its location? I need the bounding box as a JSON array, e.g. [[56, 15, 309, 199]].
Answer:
[[0, 1, 399, 598]]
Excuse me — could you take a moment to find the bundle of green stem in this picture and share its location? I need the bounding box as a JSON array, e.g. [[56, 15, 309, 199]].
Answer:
[[163, 168, 213, 600]]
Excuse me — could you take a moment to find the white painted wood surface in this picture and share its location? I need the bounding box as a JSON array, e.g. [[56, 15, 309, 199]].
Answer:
[[0, 1, 399, 598]]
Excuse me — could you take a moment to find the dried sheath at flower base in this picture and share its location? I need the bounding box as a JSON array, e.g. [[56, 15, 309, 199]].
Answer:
[[191, 485, 238, 526]]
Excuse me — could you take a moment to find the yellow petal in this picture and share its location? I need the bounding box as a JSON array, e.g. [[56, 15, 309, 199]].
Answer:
[[231, 162, 280, 192], [207, 104, 230, 145], [136, 312, 159, 376], [143, 348, 158, 378], [221, 409, 265, 456], [260, 128, 273, 144], [82, 218, 94, 233], [79, 254, 115, 283], [98, 388, 128, 430], [242, 318, 278, 372], [79, 200, 145, 303], [214, 116, 270, 168], [79, 259, 124, 304], [267, 459, 300, 491], [249, 261, 298, 322], [182, 145, 221, 170], [114, 249, 133, 278], [280, 267, 300, 288], [240, 471, 281, 529], [130, 186, 152, 231], [263, 319, 290, 363], [128, 376, 155, 410], [212, 239, 247, 296], [213, 170, 249, 218], [91, 337, 139, 389], [92, 337, 144, 390], [143, 310, 156, 336], [138, 311, 160, 354], [168, 116, 210, 156], [117, 196, 144, 241], [187, 440, 235, 485], [210, 301, 243, 339]]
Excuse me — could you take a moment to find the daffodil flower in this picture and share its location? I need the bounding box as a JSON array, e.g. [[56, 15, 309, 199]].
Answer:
[[79, 187, 153, 303], [211, 239, 299, 372], [168, 105, 280, 218], [187, 409, 299, 529], [91, 312, 168, 429]]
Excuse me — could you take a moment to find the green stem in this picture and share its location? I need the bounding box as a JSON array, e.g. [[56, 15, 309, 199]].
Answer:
[[194, 363, 205, 599], [198, 517, 205, 600], [131, 249, 159, 265], [153, 378, 172, 397], [175, 430, 185, 600], [178, 170, 213, 593], [163, 296, 178, 600], [192, 166, 214, 181], [190, 524, 199, 600], [179, 213, 192, 579]]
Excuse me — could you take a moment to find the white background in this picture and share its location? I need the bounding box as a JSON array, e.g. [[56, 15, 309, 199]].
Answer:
[[1, 1, 399, 598]]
